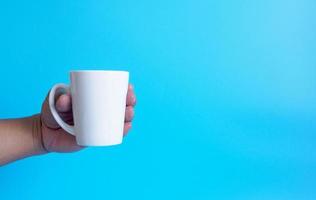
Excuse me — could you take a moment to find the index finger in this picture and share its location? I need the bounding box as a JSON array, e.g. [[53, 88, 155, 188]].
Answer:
[[126, 84, 136, 106]]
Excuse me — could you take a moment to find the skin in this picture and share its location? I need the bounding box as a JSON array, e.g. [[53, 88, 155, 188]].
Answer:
[[0, 84, 136, 166]]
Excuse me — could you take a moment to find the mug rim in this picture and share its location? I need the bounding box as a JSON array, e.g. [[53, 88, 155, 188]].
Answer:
[[70, 70, 129, 73]]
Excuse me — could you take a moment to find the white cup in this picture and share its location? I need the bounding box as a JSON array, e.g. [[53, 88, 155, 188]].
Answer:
[[49, 70, 129, 146]]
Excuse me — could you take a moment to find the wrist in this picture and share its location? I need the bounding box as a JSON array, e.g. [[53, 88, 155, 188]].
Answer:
[[31, 114, 49, 155]]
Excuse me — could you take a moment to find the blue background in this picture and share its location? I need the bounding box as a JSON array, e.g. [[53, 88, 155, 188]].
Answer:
[[0, 0, 315, 199]]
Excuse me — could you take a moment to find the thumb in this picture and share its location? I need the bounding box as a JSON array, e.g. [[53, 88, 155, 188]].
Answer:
[[41, 92, 73, 129]]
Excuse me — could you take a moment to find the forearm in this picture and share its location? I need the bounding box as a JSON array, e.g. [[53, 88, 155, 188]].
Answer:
[[0, 115, 46, 166]]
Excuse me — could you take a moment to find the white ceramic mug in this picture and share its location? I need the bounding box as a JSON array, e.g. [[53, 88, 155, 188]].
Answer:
[[49, 70, 129, 146]]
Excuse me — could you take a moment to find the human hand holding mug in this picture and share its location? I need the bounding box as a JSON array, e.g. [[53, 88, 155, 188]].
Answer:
[[40, 70, 136, 152]]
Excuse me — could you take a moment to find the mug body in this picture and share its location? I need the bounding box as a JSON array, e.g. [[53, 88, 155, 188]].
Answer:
[[70, 70, 129, 146]]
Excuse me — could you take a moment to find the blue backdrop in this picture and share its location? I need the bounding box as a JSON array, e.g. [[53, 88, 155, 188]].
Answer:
[[0, 0, 315, 199]]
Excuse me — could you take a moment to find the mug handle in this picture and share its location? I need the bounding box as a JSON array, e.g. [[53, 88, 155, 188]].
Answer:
[[48, 83, 75, 136]]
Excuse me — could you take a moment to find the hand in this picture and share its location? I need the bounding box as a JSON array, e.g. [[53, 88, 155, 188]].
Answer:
[[38, 84, 137, 153]]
